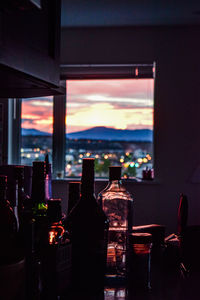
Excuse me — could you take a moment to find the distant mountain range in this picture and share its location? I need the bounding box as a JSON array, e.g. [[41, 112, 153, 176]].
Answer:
[[67, 127, 153, 142], [22, 128, 51, 136], [22, 126, 153, 142]]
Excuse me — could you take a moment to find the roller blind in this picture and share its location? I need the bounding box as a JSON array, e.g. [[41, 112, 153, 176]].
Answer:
[[60, 63, 155, 80]]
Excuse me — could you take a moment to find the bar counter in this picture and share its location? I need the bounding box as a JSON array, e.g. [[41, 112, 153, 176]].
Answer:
[[60, 270, 200, 300]]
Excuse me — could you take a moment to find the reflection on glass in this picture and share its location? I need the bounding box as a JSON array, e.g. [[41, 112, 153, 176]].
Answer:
[[104, 288, 127, 300]]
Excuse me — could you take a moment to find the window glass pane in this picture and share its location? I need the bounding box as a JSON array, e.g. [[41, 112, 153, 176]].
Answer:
[[21, 96, 53, 166], [66, 79, 154, 179]]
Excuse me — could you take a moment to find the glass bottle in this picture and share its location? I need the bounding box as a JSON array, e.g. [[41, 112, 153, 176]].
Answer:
[[45, 154, 52, 200], [14, 166, 37, 299], [47, 199, 69, 245], [31, 161, 49, 257], [0, 175, 18, 263], [32, 161, 48, 217], [97, 166, 133, 283], [66, 158, 109, 290], [68, 181, 80, 215], [41, 199, 72, 298]]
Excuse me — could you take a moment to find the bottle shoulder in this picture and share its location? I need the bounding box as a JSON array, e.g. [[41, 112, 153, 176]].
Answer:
[[66, 194, 108, 227], [98, 184, 133, 201]]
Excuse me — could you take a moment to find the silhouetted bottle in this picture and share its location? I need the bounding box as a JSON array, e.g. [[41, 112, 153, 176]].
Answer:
[[68, 181, 80, 215], [98, 166, 133, 284], [45, 154, 52, 200], [42, 199, 72, 298], [32, 161, 48, 217], [0, 175, 18, 263], [31, 161, 49, 258], [67, 158, 109, 291]]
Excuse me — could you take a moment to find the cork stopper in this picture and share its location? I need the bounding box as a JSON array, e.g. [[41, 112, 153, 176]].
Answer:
[[109, 166, 122, 181]]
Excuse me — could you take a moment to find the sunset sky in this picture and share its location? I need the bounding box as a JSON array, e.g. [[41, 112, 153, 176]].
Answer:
[[21, 79, 154, 133]]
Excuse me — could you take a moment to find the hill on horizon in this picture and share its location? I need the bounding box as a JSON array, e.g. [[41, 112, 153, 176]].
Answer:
[[22, 126, 153, 142], [21, 128, 51, 136], [68, 126, 153, 142]]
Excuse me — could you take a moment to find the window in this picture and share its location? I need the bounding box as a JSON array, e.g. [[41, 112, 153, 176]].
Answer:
[[19, 64, 155, 179], [21, 96, 53, 166], [66, 78, 154, 179]]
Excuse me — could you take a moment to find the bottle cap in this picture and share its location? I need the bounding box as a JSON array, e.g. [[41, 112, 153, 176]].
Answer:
[[109, 166, 122, 181], [82, 158, 94, 171], [81, 158, 94, 185], [130, 232, 152, 244], [47, 198, 62, 221], [0, 175, 7, 188]]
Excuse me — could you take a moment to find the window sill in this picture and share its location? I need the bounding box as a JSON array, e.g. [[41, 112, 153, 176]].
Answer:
[[52, 178, 161, 185]]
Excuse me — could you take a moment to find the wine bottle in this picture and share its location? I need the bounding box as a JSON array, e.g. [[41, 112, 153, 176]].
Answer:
[[67, 158, 109, 291], [14, 166, 37, 299], [32, 161, 48, 217], [97, 166, 134, 284], [0, 175, 18, 263], [68, 181, 80, 215], [31, 161, 49, 258], [45, 154, 52, 200]]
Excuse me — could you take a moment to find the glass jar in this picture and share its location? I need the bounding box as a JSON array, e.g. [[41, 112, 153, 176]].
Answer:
[[98, 166, 133, 284], [129, 232, 152, 290]]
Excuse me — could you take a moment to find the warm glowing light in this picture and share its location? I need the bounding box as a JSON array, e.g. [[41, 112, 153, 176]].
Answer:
[[143, 158, 148, 163], [66, 101, 153, 133], [104, 155, 109, 159], [22, 80, 154, 135], [95, 154, 99, 158], [125, 152, 130, 156], [120, 158, 124, 163], [79, 154, 83, 158], [49, 231, 56, 244], [146, 154, 151, 160], [67, 164, 71, 169], [137, 158, 143, 163], [86, 152, 91, 157], [35, 154, 39, 158], [21, 149, 24, 153], [27, 154, 31, 158]]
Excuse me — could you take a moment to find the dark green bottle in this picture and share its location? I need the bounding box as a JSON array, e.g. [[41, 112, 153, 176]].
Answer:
[[67, 158, 109, 291], [32, 161, 48, 217], [0, 175, 18, 263]]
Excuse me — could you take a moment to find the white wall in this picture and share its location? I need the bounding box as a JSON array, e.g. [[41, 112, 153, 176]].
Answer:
[[58, 25, 200, 234]]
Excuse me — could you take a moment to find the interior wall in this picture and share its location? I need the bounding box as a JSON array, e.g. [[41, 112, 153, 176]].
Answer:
[[59, 25, 200, 234]]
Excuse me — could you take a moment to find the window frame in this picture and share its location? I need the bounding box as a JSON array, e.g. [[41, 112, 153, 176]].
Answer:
[[14, 64, 155, 179]]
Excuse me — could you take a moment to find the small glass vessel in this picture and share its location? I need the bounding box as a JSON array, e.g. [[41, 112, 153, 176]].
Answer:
[[98, 166, 133, 282]]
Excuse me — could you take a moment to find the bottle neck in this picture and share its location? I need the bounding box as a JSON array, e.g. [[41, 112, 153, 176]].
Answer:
[[81, 181, 95, 199], [81, 158, 95, 200], [109, 179, 122, 186], [32, 176, 46, 203]]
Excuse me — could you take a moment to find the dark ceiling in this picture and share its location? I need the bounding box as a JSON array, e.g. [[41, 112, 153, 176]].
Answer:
[[61, 0, 200, 28]]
